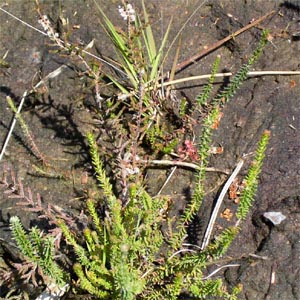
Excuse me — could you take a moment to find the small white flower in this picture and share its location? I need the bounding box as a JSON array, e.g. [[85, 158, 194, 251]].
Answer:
[[118, 6, 126, 20], [38, 15, 60, 39], [118, 3, 136, 22], [38, 15, 51, 32]]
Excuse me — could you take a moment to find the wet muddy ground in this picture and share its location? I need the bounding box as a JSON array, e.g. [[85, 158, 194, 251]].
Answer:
[[0, 0, 300, 299]]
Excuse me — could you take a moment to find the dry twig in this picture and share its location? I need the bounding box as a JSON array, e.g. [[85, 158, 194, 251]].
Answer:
[[201, 159, 244, 250]]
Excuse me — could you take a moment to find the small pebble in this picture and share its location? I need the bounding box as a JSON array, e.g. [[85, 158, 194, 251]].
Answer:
[[263, 211, 286, 225]]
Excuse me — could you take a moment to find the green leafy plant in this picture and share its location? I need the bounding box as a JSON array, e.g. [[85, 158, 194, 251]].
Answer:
[[236, 130, 270, 221], [52, 131, 269, 300], [93, 0, 175, 155], [94, 1, 171, 99], [5, 2, 272, 300], [9, 216, 68, 288], [7, 129, 270, 299]]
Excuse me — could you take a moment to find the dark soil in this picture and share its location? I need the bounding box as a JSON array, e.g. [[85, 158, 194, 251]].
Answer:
[[0, 1, 300, 299]]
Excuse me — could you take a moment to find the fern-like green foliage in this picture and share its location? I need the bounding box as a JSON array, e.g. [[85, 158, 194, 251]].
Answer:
[[57, 133, 171, 299], [236, 130, 270, 220], [213, 30, 269, 105], [7, 21, 270, 300], [86, 132, 126, 240], [9, 216, 68, 287], [196, 55, 221, 106], [170, 31, 268, 250], [205, 227, 239, 259], [146, 122, 178, 154], [10, 129, 268, 299], [189, 277, 242, 300]]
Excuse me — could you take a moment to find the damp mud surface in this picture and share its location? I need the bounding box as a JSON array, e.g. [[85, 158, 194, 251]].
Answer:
[[0, 1, 300, 299]]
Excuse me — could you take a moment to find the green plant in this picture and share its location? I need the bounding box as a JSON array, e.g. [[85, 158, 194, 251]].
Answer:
[[6, 96, 47, 165], [170, 29, 269, 250], [7, 128, 270, 299], [94, 1, 171, 100], [146, 122, 179, 155], [93, 0, 175, 157], [9, 216, 68, 288], [52, 130, 269, 300], [5, 2, 272, 300], [236, 130, 270, 221]]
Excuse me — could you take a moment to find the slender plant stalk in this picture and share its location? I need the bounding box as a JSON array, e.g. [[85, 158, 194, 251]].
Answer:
[[6, 96, 47, 164], [236, 130, 271, 222]]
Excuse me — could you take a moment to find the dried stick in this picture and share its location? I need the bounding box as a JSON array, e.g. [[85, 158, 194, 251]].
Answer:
[[0, 90, 27, 162], [173, 10, 275, 74], [0, 7, 126, 77], [140, 159, 229, 174], [156, 166, 177, 196], [156, 70, 300, 89], [201, 159, 244, 250], [0, 65, 67, 163], [202, 264, 240, 280]]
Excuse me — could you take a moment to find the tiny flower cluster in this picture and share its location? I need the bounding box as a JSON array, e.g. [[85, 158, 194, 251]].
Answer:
[[38, 15, 59, 39], [118, 3, 136, 22], [178, 140, 199, 161]]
